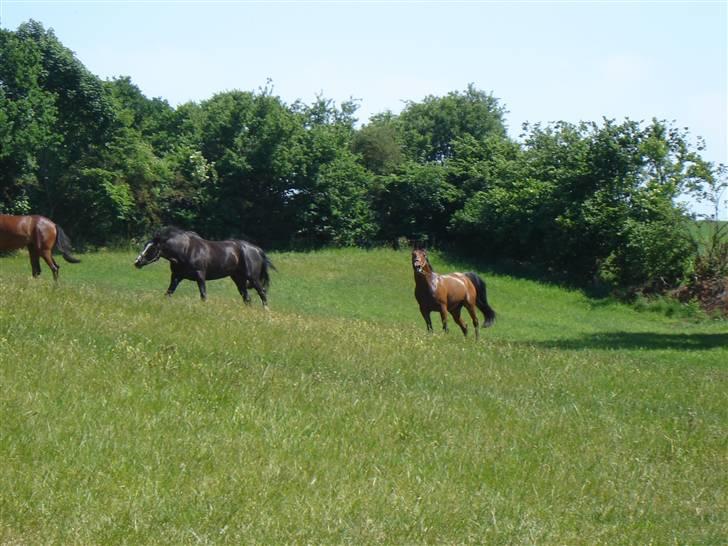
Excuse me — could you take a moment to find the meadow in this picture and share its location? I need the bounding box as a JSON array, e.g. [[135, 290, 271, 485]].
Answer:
[[0, 248, 726, 544]]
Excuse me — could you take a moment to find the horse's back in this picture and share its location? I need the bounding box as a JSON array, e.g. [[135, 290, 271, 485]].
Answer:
[[441, 272, 477, 306], [0, 214, 46, 250], [160, 228, 270, 283], [188, 237, 255, 279]]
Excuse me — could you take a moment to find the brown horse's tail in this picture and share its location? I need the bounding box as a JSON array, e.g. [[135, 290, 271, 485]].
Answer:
[[54, 225, 81, 263], [465, 272, 496, 328]]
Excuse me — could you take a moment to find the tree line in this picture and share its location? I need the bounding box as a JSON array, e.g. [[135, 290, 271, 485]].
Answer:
[[2, 21, 725, 295]]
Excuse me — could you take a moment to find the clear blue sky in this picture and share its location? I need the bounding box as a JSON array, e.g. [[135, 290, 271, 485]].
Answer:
[[2, 1, 727, 213]]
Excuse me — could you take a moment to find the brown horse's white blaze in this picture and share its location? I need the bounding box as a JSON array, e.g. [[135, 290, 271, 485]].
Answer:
[[0, 214, 80, 280], [412, 249, 496, 338]]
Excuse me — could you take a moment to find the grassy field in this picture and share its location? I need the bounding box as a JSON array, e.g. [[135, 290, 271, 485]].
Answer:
[[0, 248, 726, 544]]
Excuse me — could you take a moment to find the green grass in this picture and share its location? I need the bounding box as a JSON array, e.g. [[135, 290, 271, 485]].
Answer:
[[1, 248, 726, 544]]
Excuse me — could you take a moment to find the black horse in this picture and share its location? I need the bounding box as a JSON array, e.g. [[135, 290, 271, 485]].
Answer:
[[134, 226, 275, 306]]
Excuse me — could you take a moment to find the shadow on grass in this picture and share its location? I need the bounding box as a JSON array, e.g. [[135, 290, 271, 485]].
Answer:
[[536, 331, 728, 351]]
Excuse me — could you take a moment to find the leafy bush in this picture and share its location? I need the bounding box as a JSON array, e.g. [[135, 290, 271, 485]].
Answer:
[[598, 214, 695, 291]]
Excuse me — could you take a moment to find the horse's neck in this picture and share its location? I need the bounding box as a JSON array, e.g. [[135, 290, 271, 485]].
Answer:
[[415, 269, 439, 294]]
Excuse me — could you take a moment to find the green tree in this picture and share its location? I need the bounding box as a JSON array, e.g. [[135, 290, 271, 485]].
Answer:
[[0, 26, 58, 212], [193, 89, 307, 244], [398, 84, 507, 163], [373, 162, 460, 244], [105, 76, 177, 153], [296, 153, 376, 246], [1, 21, 122, 230], [155, 145, 218, 229], [57, 127, 170, 241], [351, 112, 404, 175], [15, 21, 116, 216], [451, 118, 710, 290]]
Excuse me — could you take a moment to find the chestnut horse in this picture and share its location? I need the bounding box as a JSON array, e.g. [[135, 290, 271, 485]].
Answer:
[[412, 248, 495, 337], [0, 214, 80, 281]]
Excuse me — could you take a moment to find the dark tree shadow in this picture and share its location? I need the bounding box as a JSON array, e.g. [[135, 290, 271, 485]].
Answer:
[[535, 331, 728, 351], [436, 247, 613, 297]]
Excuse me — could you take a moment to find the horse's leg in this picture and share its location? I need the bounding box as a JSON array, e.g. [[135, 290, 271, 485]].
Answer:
[[250, 279, 268, 307], [27, 246, 41, 277], [451, 305, 469, 337], [439, 304, 449, 333], [51, 257, 61, 282], [419, 307, 433, 332], [40, 248, 60, 281], [232, 275, 252, 305], [465, 301, 480, 339], [166, 274, 183, 297], [195, 274, 208, 301]]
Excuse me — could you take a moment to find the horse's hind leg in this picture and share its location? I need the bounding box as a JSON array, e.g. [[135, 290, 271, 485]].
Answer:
[[40, 249, 60, 281], [51, 258, 61, 281], [232, 275, 252, 305], [451, 306, 470, 337], [27, 246, 42, 277], [250, 279, 268, 307], [464, 302, 480, 339]]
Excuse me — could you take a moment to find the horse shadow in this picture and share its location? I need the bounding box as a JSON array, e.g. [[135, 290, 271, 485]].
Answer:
[[535, 331, 728, 351]]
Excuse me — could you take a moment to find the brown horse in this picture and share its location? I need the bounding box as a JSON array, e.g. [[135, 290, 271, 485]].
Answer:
[[412, 248, 495, 337], [0, 214, 80, 281]]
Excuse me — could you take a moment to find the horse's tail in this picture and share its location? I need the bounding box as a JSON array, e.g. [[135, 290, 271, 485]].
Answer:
[[54, 225, 81, 263], [260, 252, 276, 289], [465, 272, 496, 328]]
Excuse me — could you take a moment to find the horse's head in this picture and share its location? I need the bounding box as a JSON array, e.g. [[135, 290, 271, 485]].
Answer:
[[134, 238, 162, 268], [412, 249, 432, 275]]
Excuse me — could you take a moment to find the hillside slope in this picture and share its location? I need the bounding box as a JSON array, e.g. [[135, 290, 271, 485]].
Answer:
[[1, 248, 726, 544]]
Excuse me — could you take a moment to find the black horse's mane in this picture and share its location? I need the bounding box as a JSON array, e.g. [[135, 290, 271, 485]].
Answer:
[[155, 226, 202, 239], [154, 225, 260, 245]]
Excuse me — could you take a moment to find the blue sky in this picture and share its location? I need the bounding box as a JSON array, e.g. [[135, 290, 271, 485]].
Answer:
[[2, 1, 727, 214]]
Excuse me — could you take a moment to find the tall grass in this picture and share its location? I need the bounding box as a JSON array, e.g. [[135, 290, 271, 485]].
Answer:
[[1, 248, 726, 544]]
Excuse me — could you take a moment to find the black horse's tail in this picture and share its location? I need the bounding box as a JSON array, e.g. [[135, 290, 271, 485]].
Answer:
[[54, 225, 81, 263], [260, 252, 276, 289], [465, 272, 496, 328]]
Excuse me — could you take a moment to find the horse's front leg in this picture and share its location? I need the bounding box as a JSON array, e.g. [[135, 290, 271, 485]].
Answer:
[[166, 273, 183, 296], [451, 306, 469, 337], [194, 272, 207, 301], [419, 307, 433, 332], [439, 304, 449, 333], [231, 275, 252, 305]]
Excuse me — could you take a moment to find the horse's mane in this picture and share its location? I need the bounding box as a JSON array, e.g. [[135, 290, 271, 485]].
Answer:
[[156, 226, 202, 239]]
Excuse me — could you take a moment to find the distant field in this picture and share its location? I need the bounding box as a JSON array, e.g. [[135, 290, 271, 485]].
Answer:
[[1, 248, 726, 544]]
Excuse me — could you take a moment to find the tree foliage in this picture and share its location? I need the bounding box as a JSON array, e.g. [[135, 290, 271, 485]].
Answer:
[[1, 20, 721, 295]]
